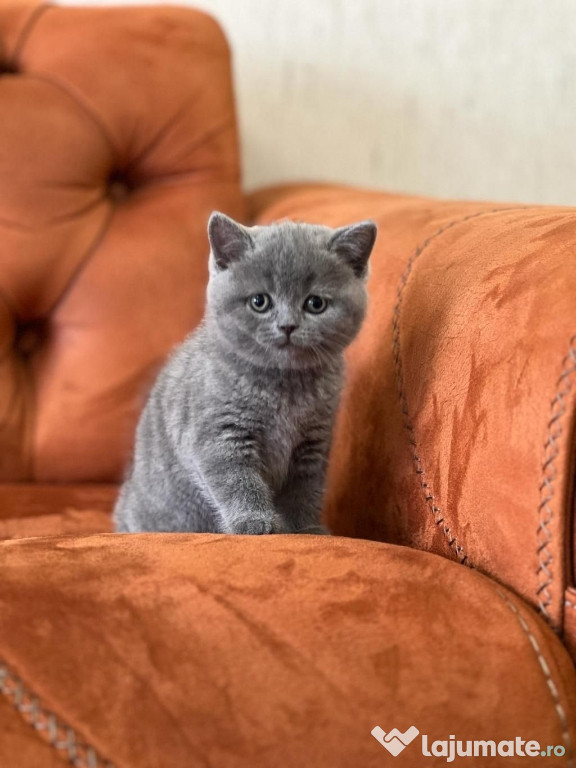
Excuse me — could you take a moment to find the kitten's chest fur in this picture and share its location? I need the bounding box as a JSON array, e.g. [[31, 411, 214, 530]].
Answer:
[[213, 357, 341, 492]]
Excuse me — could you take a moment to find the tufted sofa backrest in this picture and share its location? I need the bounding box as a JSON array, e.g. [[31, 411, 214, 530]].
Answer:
[[0, 2, 244, 482]]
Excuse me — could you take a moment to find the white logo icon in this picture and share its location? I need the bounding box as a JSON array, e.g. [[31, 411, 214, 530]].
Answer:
[[371, 725, 420, 756]]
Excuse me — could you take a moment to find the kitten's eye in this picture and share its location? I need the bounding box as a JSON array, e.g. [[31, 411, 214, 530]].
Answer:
[[304, 295, 327, 314], [249, 294, 272, 313]]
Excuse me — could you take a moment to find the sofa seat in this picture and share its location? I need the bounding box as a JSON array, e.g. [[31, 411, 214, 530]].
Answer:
[[1, 533, 575, 768], [0, 483, 115, 539]]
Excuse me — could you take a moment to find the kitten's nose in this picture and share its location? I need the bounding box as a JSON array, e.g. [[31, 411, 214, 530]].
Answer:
[[279, 324, 298, 337]]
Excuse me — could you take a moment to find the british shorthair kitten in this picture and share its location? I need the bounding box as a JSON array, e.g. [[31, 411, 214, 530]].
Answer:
[[114, 212, 376, 535]]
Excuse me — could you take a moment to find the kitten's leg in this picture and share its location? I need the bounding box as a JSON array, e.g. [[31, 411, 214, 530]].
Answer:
[[203, 462, 276, 534], [275, 437, 331, 535], [191, 444, 276, 535], [114, 476, 192, 532]]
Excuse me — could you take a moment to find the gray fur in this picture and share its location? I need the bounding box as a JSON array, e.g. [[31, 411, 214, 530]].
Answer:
[[114, 213, 376, 535]]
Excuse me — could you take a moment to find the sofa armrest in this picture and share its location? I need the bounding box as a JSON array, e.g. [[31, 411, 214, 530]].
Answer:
[[251, 186, 576, 641]]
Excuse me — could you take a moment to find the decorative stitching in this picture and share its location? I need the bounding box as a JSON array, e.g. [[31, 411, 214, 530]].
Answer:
[[536, 336, 576, 620], [0, 660, 115, 768], [497, 590, 574, 768], [392, 205, 525, 566]]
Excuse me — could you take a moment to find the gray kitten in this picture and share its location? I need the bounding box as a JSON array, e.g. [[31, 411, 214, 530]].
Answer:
[[114, 212, 376, 535]]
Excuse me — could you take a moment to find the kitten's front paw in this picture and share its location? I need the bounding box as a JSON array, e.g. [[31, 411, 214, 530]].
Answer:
[[233, 516, 273, 535]]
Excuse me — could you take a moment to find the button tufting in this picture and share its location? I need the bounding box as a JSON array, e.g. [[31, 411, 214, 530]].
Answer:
[[15, 321, 46, 357], [107, 172, 132, 203], [0, 61, 18, 75]]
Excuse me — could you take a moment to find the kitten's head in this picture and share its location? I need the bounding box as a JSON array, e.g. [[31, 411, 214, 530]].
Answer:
[[205, 212, 377, 370]]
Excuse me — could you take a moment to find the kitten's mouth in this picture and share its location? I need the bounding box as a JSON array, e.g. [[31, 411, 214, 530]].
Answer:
[[268, 336, 306, 353], [275, 338, 305, 351]]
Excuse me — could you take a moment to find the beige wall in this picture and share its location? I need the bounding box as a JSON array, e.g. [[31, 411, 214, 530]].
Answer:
[[65, 0, 576, 205]]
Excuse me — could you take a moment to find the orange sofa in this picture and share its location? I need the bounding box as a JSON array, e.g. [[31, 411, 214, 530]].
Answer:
[[0, 4, 575, 767]]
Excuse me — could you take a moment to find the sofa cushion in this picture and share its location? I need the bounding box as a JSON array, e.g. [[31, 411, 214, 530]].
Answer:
[[250, 184, 576, 650], [0, 483, 115, 539], [0, 2, 244, 483], [0, 533, 574, 767]]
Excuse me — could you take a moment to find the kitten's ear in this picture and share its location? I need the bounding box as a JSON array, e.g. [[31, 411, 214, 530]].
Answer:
[[208, 212, 254, 270], [328, 220, 377, 278]]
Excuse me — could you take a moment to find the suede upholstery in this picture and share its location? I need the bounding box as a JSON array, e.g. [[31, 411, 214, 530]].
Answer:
[[0, 4, 575, 767], [251, 185, 576, 652], [1, 534, 576, 768], [0, 1, 244, 482]]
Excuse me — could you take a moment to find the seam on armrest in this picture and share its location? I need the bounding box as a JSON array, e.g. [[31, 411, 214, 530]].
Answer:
[[392, 205, 527, 567], [537, 336, 576, 619], [0, 659, 115, 768], [497, 590, 574, 767]]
